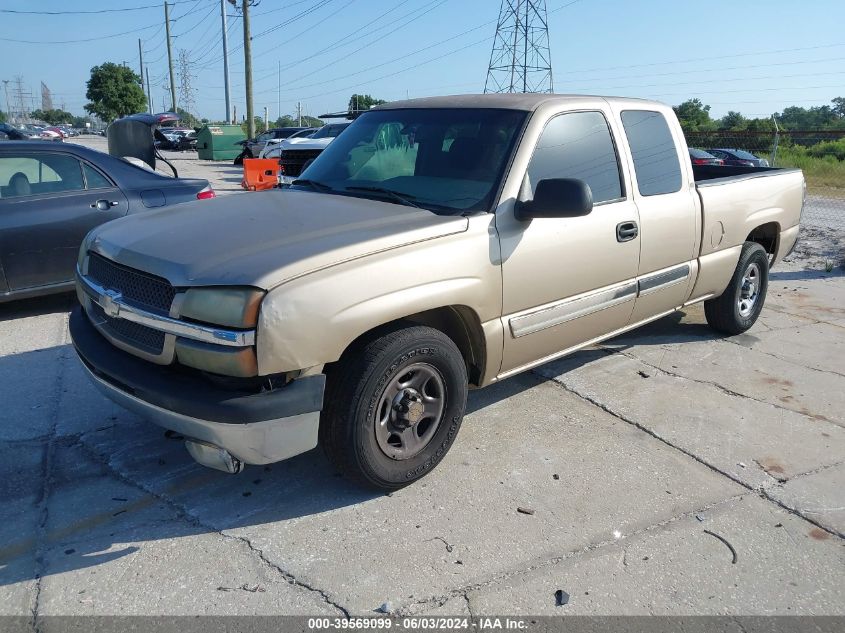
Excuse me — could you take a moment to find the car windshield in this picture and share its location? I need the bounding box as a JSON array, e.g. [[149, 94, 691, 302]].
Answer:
[[294, 108, 527, 215], [310, 123, 350, 139], [689, 148, 715, 158]]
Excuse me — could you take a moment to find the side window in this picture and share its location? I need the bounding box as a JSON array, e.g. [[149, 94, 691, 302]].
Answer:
[[527, 111, 623, 204], [0, 155, 83, 199], [83, 163, 112, 189], [620, 110, 683, 196]]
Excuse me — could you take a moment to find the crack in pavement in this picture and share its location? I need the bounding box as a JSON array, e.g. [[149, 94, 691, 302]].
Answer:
[[721, 337, 845, 380], [597, 345, 845, 431], [31, 318, 70, 633], [70, 437, 349, 618], [397, 494, 745, 616], [537, 371, 845, 542]]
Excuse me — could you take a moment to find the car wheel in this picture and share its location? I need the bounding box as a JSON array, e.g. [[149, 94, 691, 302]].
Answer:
[[704, 241, 769, 335], [320, 324, 468, 490]]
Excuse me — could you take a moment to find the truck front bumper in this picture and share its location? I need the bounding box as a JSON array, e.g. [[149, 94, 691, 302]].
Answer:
[[69, 307, 323, 471]]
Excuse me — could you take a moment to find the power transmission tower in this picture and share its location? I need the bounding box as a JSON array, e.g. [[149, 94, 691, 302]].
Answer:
[[484, 0, 554, 94], [177, 49, 195, 117], [11, 76, 32, 123]]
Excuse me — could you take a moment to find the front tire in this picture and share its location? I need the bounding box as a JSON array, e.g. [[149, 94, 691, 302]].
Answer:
[[704, 241, 769, 335], [320, 325, 468, 490]]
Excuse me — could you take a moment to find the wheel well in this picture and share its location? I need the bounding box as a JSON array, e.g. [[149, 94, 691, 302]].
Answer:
[[339, 306, 487, 387], [746, 222, 779, 255]]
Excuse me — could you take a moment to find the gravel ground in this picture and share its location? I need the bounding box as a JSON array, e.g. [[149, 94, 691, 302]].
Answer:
[[0, 138, 842, 620]]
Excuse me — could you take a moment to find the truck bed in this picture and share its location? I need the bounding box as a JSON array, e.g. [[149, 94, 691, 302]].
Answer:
[[692, 163, 801, 185]]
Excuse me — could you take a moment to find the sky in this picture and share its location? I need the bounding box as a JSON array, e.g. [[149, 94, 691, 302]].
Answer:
[[1, 0, 844, 123]]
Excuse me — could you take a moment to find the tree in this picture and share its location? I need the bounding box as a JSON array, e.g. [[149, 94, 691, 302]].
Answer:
[[31, 108, 74, 125], [673, 98, 715, 132], [175, 107, 200, 129], [832, 97, 845, 119], [347, 93, 386, 116], [84, 62, 147, 122], [718, 111, 747, 130], [0, 110, 6, 123]]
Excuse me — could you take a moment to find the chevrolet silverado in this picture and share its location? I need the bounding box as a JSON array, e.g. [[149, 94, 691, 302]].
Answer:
[[69, 94, 804, 489]]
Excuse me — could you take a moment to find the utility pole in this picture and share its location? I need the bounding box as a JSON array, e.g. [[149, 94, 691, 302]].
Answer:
[[263, 106, 268, 132], [277, 60, 281, 122], [164, 1, 177, 112], [221, 0, 231, 123], [138, 39, 147, 110], [146, 67, 153, 113], [242, 0, 255, 138], [297, 101, 302, 127]]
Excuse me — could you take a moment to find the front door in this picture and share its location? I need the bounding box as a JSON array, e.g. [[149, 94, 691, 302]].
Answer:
[[497, 109, 641, 376], [0, 151, 128, 291]]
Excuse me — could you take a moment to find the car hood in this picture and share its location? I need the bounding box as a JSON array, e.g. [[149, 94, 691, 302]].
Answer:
[[85, 190, 468, 290], [279, 137, 334, 151]]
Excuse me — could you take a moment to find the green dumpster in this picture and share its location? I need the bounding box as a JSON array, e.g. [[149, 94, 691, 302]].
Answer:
[[196, 124, 246, 160]]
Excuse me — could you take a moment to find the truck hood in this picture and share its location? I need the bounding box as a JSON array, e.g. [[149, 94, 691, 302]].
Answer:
[[85, 190, 468, 290], [279, 137, 334, 150]]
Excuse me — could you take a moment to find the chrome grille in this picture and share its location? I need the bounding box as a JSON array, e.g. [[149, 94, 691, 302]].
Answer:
[[90, 303, 166, 355], [87, 253, 175, 314]]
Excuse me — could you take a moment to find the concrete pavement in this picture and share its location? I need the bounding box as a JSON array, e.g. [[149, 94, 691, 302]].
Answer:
[[0, 146, 842, 618]]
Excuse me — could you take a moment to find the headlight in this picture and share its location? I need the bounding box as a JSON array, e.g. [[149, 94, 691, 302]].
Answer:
[[180, 287, 265, 329]]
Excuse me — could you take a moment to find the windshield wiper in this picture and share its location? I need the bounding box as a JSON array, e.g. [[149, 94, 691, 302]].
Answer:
[[344, 186, 421, 209], [291, 179, 334, 192]]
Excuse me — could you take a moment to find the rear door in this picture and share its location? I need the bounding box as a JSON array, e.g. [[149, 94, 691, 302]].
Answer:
[[610, 106, 699, 324], [0, 150, 128, 290]]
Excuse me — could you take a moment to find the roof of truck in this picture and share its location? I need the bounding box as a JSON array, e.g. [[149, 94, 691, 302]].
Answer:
[[372, 93, 661, 111]]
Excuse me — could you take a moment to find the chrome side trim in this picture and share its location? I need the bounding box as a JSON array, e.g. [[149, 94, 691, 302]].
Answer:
[[77, 269, 255, 348], [637, 263, 691, 297], [509, 280, 637, 338]]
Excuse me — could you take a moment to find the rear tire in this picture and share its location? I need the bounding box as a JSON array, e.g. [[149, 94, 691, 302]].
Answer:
[[319, 324, 468, 490], [704, 241, 769, 335]]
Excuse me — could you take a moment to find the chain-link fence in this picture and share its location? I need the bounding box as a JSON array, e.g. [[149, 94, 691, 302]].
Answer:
[[685, 130, 845, 231]]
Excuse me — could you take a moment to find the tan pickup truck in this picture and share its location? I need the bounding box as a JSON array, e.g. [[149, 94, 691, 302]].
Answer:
[[70, 94, 804, 489]]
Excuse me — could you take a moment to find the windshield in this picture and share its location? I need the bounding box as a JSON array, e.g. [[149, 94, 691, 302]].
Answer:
[[295, 108, 526, 214], [310, 123, 350, 139]]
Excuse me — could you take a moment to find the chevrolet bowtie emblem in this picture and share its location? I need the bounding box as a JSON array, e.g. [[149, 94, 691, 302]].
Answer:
[[101, 289, 122, 318]]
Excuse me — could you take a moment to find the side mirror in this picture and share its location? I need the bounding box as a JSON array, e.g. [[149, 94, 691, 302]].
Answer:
[[515, 178, 593, 221]]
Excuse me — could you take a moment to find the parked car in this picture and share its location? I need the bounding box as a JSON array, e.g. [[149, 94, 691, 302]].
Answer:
[[69, 95, 804, 487], [0, 141, 213, 303], [259, 127, 318, 158], [689, 148, 723, 166], [0, 123, 29, 141], [275, 122, 351, 184], [706, 148, 769, 167], [234, 127, 310, 164]]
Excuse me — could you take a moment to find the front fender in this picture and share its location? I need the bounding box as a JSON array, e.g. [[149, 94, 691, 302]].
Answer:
[[256, 216, 501, 375]]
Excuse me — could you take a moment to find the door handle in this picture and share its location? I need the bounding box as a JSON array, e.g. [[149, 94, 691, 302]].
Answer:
[[616, 221, 638, 242], [91, 199, 119, 210]]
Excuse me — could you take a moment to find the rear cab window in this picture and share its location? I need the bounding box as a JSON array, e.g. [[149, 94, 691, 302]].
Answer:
[[620, 110, 683, 196]]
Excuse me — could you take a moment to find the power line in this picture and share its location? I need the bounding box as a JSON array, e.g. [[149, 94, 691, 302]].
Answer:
[[0, 3, 184, 15], [1, 22, 162, 44], [249, 0, 450, 92]]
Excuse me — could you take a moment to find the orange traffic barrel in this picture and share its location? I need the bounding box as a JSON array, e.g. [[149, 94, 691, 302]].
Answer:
[[241, 158, 280, 191]]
